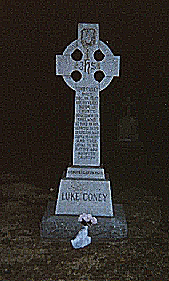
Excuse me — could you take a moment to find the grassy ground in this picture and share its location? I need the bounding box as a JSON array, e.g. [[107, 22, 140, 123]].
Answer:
[[1, 172, 168, 280]]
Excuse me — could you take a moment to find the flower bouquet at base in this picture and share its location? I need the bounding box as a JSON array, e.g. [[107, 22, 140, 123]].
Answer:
[[71, 213, 97, 249]]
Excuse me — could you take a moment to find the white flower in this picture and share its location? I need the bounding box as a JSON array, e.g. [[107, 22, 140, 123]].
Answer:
[[86, 214, 92, 222], [78, 213, 87, 222], [78, 213, 97, 225], [91, 217, 97, 225]]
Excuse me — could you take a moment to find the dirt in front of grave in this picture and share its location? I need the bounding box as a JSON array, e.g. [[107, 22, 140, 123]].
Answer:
[[1, 173, 168, 281]]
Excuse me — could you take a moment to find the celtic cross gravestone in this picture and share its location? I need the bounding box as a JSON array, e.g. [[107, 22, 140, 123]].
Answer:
[[55, 23, 119, 216], [41, 23, 127, 239]]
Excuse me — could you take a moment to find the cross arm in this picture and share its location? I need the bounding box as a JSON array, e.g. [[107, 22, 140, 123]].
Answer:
[[100, 55, 120, 77], [56, 55, 76, 76]]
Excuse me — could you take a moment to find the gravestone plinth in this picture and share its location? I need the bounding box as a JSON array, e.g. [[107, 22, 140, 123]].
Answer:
[[41, 23, 127, 240], [55, 177, 113, 216]]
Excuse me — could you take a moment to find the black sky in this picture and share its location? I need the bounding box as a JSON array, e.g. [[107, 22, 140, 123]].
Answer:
[[2, 0, 168, 190]]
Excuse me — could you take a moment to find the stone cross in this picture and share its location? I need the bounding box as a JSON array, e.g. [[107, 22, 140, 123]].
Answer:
[[41, 24, 128, 238], [56, 23, 120, 166]]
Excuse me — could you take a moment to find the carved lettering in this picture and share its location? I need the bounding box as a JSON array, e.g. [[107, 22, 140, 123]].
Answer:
[[81, 193, 108, 202], [102, 194, 107, 201], [69, 170, 102, 175], [85, 60, 90, 73], [83, 193, 88, 201], [98, 194, 102, 201], [76, 87, 98, 92], [73, 90, 100, 163], [61, 192, 80, 201]]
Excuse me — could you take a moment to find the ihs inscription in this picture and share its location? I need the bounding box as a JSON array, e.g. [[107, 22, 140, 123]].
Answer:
[[75, 60, 98, 74]]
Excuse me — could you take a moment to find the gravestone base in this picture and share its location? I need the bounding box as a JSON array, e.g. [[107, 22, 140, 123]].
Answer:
[[40, 201, 127, 240]]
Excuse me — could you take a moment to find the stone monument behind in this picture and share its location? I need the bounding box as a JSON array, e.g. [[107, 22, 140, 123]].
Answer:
[[114, 97, 145, 170], [118, 97, 139, 142], [41, 23, 127, 239]]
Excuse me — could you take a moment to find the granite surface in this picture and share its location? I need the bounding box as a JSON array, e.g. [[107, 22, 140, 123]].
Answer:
[[55, 177, 114, 216], [41, 201, 127, 239]]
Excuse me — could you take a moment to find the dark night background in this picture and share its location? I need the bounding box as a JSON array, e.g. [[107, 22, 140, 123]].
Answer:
[[1, 1, 169, 279], [2, 1, 168, 200]]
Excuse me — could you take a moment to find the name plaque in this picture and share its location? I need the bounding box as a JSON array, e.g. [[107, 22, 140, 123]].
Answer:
[[55, 179, 114, 216]]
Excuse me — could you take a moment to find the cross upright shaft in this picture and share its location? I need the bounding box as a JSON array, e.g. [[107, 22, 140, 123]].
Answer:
[[56, 23, 120, 166], [73, 87, 100, 166]]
